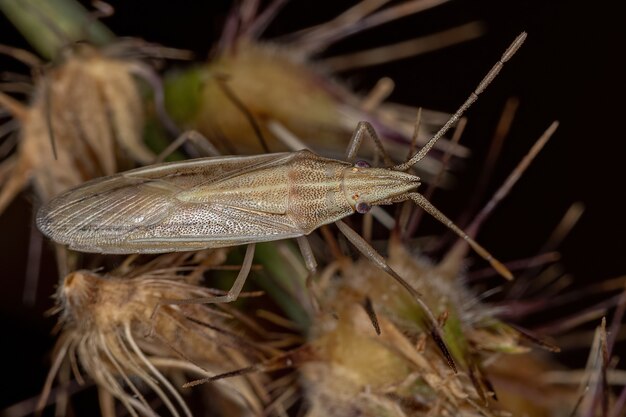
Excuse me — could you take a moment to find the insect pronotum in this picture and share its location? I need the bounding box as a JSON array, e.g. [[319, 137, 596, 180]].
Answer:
[[37, 33, 525, 337]]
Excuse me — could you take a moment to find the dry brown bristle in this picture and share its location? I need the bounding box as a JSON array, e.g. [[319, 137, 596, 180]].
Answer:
[[0, 44, 155, 220], [41, 251, 271, 417]]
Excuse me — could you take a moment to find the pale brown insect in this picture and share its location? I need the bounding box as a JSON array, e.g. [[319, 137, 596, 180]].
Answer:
[[38, 34, 526, 311]]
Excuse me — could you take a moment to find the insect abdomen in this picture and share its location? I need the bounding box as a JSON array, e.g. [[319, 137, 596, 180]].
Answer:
[[177, 165, 290, 214]]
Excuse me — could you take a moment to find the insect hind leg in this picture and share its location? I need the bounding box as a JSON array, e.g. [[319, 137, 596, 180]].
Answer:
[[334, 219, 457, 371], [148, 244, 256, 329]]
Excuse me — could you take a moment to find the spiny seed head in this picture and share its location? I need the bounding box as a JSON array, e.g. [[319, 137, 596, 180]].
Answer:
[[45, 253, 268, 417], [0, 44, 153, 216], [197, 42, 346, 154], [166, 40, 463, 176], [299, 237, 529, 416]]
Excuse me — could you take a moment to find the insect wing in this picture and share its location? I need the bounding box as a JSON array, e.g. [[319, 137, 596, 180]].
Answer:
[[37, 153, 302, 253]]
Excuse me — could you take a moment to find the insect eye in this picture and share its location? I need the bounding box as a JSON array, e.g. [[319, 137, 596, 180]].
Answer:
[[355, 202, 371, 214], [354, 160, 370, 168]]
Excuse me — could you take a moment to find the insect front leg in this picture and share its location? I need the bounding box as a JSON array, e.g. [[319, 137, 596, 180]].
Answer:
[[345, 121, 394, 166]]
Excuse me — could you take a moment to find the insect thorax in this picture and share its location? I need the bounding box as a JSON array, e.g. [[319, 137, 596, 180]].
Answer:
[[285, 151, 354, 233]]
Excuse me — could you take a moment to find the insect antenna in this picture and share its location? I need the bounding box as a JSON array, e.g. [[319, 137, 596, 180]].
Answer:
[[394, 32, 527, 171], [409, 192, 512, 280], [394, 33, 528, 280], [404, 116, 466, 237]]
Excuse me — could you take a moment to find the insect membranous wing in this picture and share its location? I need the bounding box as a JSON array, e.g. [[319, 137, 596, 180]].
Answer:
[[37, 152, 302, 253], [37, 174, 182, 251]]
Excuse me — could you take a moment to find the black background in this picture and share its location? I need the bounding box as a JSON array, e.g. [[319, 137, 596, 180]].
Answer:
[[0, 0, 624, 413]]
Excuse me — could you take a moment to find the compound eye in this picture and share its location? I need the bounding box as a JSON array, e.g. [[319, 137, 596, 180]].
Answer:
[[355, 202, 371, 214], [354, 160, 370, 168]]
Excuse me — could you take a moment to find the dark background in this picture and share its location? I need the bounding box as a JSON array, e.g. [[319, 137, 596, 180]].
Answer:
[[1, 0, 624, 413]]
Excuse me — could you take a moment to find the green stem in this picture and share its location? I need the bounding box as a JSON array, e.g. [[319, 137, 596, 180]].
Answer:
[[0, 0, 113, 59], [254, 242, 311, 330]]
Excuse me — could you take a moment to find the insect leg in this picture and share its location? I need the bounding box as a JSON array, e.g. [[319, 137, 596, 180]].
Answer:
[[408, 192, 513, 280], [296, 236, 317, 274], [296, 236, 320, 313], [155, 130, 222, 163], [150, 243, 256, 325], [345, 121, 394, 166], [205, 243, 257, 304], [335, 219, 456, 370], [335, 220, 420, 300]]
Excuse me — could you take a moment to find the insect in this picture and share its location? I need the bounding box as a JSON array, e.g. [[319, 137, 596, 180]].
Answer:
[[37, 34, 525, 310]]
